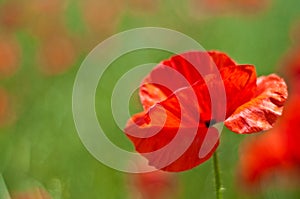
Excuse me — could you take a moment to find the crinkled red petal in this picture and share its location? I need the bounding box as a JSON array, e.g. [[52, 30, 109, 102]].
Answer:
[[224, 74, 288, 134], [139, 51, 236, 110], [220, 64, 257, 117], [125, 85, 220, 172], [190, 64, 257, 123]]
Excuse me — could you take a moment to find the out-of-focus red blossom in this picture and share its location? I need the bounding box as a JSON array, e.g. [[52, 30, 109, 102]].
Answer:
[[81, 0, 123, 36], [11, 187, 52, 199], [279, 21, 300, 86], [28, 0, 67, 15], [37, 34, 77, 76], [238, 93, 300, 189], [127, 171, 179, 199], [0, 35, 21, 79], [280, 47, 300, 86], [0, 0, 28, 30], [26, 0, 67, 39], [238, 33, 300, 189], [127, 0, 158, 14], [190, 0, 270, 15], [79, 0, 124, 49], [124, 51, 288, 172]]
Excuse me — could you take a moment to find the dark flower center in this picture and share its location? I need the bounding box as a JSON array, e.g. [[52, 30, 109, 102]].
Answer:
[[205, 119, 217, 128]]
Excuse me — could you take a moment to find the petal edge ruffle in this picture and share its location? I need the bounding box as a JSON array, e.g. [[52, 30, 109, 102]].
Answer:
[[224, 74, 288, 134]]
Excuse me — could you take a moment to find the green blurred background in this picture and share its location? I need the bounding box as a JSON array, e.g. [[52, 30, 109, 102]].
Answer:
[[0, 0, 299, 198]]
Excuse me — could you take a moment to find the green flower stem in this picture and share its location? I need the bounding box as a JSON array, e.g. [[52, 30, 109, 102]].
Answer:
[[213, 151, 223, 199]]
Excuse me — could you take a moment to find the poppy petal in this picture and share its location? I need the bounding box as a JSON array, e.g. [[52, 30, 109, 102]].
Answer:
[[191, 64, 257, 123], [139, 51, 236, 110], [126, 120, 219, 172], [208, 51, 236, 69], [139, 62, 187, 110], [220, 64, 257, 117], [156, 127, 219, 172], [125, 84, 219, 172], [126, 84, 202, 142], [224, 74, 288, 134]]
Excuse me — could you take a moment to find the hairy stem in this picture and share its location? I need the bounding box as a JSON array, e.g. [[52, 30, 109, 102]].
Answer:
[[213, 151, 223, 199]]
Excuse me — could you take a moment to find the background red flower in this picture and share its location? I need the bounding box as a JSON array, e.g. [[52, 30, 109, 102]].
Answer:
[[127, 171, 179, 199], [238, 37, 300, 190]]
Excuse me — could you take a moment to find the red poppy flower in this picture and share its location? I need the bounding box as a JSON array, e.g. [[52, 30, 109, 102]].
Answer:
[[124, 51, 287, 172]]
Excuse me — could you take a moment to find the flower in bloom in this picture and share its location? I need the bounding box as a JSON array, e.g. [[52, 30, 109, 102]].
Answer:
[[124, 51, 287, 172]]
